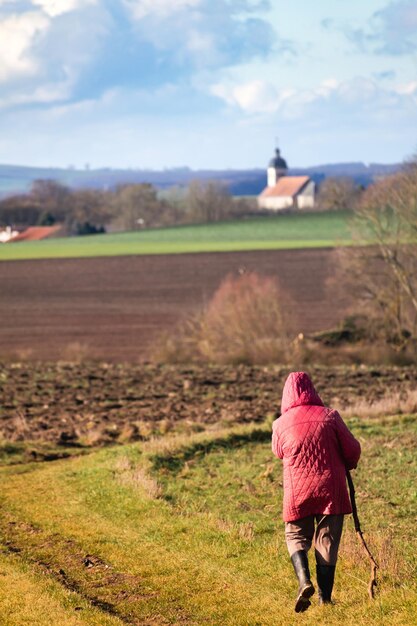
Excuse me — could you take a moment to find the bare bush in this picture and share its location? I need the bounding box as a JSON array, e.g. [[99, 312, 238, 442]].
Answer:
[[153, 272, 295, 364]]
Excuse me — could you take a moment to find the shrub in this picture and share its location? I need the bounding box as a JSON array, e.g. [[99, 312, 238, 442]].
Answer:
[[153, 272, 295, 364]]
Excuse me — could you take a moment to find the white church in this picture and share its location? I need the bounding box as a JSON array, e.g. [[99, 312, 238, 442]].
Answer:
[[257, 147, 315, 210]]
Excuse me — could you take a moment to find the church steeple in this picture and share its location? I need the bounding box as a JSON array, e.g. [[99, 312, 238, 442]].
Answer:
[[267, 146, 288, 187]]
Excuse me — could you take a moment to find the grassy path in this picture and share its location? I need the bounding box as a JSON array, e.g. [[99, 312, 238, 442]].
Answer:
[[0, 418, 416, 625], [0, 542, 123, 626]]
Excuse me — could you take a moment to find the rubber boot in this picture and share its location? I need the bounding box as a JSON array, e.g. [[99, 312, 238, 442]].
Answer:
[[316, 564, 336, 605], [291, 550, 315, 613]]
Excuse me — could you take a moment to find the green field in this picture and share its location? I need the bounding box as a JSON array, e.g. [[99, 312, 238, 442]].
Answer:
[[0, 210, 354, 261], [0, 415, 416, 625]]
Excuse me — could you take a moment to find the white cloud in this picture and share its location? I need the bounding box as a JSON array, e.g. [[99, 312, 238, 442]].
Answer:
[[395, 80, 417, 95], [233, 80, 278, 113], [0, 79, 72, 109], [0, 0, 110, 106], [0, 1, 99, 88], [32, 0, 97, 18], [186, 30, 214, 55], [337, 77, 378, 104], [123, 0, 276, 69], [328, 1, 417, 56], [374, 0, 417, 54], [0, 10, 49, 82], [212, 76, 417, 119], [0, 0, 276, 109], [211, 78, 336, 116], [212, 79, 291, 114], [122, 0, 201, 20]]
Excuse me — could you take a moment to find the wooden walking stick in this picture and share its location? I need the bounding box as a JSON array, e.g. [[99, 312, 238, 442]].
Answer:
[[346, 470, 379, 599]]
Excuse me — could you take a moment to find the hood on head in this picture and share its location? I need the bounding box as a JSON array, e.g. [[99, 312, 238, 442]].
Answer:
[[281, 371, 323, 414]]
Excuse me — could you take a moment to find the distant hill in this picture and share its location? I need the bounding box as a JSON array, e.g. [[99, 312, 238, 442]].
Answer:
[[0, 161, 402, 198]]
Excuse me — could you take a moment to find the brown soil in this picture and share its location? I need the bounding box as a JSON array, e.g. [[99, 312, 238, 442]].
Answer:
[[0, 248, 349, 361], [1, 362, 416, 449]]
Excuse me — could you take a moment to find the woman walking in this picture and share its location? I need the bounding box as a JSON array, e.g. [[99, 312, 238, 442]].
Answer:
[[272, 371, 361, 612]]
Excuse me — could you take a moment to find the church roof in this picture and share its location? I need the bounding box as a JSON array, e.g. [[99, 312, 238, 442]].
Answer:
[[260, 176, 310, 198]]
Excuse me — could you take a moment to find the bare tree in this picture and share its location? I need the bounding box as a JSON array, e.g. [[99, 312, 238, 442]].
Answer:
[[69, 189, 113, 234], [317, 176, 363, 211], [30, 179, 72, 221], [0, 195, 42, 228], [336, 161, 417, 350], [111, 184, 175, 230], [185, 180, 235, 223]]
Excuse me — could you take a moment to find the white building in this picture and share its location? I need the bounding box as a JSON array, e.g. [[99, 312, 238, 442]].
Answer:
[[258, 148, 315, 210], [0, 226, 19, 243]]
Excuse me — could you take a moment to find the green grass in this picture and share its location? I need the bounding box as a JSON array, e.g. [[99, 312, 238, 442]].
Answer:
[[0, 210, 354, 261], [0, 416, 416, 625], [0, 552, 122, 626]]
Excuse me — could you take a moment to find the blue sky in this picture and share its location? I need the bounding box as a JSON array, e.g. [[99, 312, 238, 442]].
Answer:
[[0, 0, 416, 169]]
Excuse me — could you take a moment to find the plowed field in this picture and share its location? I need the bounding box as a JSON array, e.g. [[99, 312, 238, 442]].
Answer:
[[0, 248, 349, 361], [1, 362, 415, 452]]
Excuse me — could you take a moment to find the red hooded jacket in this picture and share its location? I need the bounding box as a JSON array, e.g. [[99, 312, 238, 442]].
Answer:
[[272, 372, 361, 522]]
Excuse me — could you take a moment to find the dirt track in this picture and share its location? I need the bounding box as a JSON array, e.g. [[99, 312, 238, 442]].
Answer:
[[0, 248, 349, 361]]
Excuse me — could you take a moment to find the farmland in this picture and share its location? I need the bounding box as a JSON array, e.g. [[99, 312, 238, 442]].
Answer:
[[0, 362, 416, 625], [0, 210, 353, 261], [2, 206, 416, 625], [0, 247, 351, 361], [1, 362, 417, 452]]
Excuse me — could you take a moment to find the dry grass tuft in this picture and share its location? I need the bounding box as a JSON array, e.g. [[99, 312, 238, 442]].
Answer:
[[341, 525, 413, 586], [78, 427, 104, 447], [114, 456, 132, 472], [115, 456, 162, 499], [143, 422, 268, 460], [158, 418, 175, 435], [14, 348, 34, 361], [129, 466, 163, 499], [342, 389, 417, 418], [216, 518, 235, 534], [8, 411, 30, 442], [60, 342, 90, 364], [238, 521, 255, 542], [215, 518, 255, 542], [133, 420, 157, 439], [144, 429, 218, 458]]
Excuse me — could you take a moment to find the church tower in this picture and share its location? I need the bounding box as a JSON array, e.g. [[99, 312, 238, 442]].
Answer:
[[267, 147, 288, 187]]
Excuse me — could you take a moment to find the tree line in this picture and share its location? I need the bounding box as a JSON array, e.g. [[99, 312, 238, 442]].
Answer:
[[0, 179, 255, 234], [0, 175, 368, 235]]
